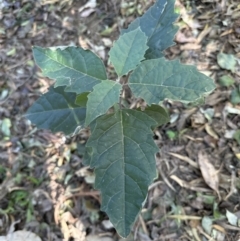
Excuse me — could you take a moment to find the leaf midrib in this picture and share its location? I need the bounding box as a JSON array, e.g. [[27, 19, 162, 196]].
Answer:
[[87, 82, 120, 125], [119, 29, 144, 75], [147, 1, 168, 41], [119, 111, 126, 234], [26, 106, 84, 115], [129, 82, 203, 91]]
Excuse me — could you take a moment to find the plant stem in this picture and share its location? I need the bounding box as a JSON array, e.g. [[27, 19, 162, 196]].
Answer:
[[116, 77, 123, 110]]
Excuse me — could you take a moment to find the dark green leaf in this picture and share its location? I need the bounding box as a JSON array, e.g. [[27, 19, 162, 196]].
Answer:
[[86, 109, 158, 237], [26, 86, 86, 135], [33, 46, 107, 94], [122, 0, 178, 59], [83, 121, 97, 166], [83, 146, 93, 166], [86, 80, 122, 126], [109, 28, 148, 76], [77, 143, 86, 156], [129, 58, 215, 105], [75, 92, 89, 107], [142, 105, 169, 128]]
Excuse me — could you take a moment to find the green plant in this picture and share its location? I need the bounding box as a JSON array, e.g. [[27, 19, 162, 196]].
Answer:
[[25, 0, 215, 237]]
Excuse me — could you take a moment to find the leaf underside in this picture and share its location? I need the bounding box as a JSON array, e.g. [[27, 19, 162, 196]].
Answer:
[[85, 80, 122, 126], [26, 86, 86, 135], [121, 0, 179, 59], [109, 28, 148, 77], [86, 109, 159, 237], [33, 46, 107, 94], [129, 58, 215, 105]]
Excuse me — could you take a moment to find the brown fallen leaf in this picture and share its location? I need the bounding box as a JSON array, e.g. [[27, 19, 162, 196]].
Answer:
[[175, 31, 197, 43], [170, 175, 210, 192], [205, 123, 219, 140], [0, 231, 42, 241], [198, 151, 221, 199], [196, 24, 212, 44], [169, 152, 199, 169], [70, 219, 86, 241], [60, 219, 71, 241], [180, 43, 202, 50], [78, 0, 96, 13]]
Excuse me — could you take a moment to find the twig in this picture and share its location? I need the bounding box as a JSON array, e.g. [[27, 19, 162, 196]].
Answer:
[[139, 214, 149, 236], [224, 170, 237, 201]]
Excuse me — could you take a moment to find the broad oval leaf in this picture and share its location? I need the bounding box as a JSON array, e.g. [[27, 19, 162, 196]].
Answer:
[[109, 28, 148, 77], [86, 109, 158, 237], [85, 80, 122, 126], [33, 46, 107, 94], [122, 0, 179, 59], [129, 58, 215, 105], [26, 86, 86, 135]]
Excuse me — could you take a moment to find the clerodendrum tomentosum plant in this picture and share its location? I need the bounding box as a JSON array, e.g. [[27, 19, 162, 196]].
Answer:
[[26, 0, 215, 237]]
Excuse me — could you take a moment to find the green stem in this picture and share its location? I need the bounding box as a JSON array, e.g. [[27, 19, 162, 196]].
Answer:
[[116, 77, 123, 110]]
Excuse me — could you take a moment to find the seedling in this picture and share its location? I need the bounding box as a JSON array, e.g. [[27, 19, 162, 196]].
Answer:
[[26, 0, 215, 237]]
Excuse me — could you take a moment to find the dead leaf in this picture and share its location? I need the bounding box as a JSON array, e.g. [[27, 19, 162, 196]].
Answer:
[[180, 43, 202, 50], [0, 231, 42, 241], [196, 24, 212, 44], [169, 152, 199, 168], [69, 219, 86, 241], [86, 235, 114, 241], [170, 175, 210, 192], [79, 0, 96, 13], [80, 8, 95, 17], [177, 107, 197, 130], [212, 224, 226, 234], [205, 123, 219, 140], [61, 219, 71, 241], [175, 31, 196, 43], [226, 210, 238, 226], [168, 215, 201, 220], [198, 151, 220, 199], [102, 220, 114, 230]]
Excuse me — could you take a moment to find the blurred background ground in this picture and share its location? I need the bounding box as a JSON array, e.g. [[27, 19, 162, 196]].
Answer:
[[0, 0, 240, 240]]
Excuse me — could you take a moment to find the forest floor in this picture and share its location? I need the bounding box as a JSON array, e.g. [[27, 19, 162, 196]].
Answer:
[[0, 0, 240, 240]]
